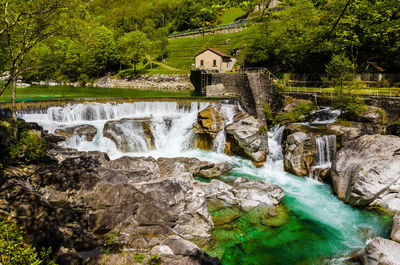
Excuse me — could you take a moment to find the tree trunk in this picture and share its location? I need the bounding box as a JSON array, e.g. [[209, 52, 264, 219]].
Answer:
[[12, 76, 18, 138]]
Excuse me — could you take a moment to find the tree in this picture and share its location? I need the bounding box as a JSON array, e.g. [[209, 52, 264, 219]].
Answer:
[[153, 27, 168, 61], [323, 53, 366, 113], [0, 0, 84, 137], [118, 31, 152, 73]]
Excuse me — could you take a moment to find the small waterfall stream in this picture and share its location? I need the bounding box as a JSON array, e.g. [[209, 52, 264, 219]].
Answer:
[[311, 135, 337, 179], [20, 102, 391, 265]]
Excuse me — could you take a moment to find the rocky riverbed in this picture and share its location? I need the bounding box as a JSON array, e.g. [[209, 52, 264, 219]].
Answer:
[[1, 98, 400, 264]]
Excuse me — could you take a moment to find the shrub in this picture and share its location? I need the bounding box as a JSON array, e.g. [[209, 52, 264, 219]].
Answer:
[[262, 103, 275, 125], [275, 102, 317, 125], [0, 220, 54, 265], [147, 254, 162, 265], [258, 125, 268, 135], [132, 252, 146, 263], [9, 130, 48, 163], [373, 108, 386, 125]]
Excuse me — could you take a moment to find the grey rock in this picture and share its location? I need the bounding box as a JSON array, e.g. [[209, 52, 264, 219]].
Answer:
[[357, 237, 400, 265], [197, 161, 232, 179], [332, 134, 400, 207], [200, 177, 284, 212], [284, 132, 316, 177], [101, 156, 160, 183], [151, 245, 174, 256], [55, 125, 97, 141], [225, 113, 268, 166], [103, 118, 156, 152], [391, 212, 400, 243]]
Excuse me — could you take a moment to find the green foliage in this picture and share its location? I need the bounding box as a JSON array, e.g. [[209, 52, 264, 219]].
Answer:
[[147, 254, 162, 265], [9, 130, 48, 163], [275, 102, 317, 125], [388, 119, 400, 136], [334, 119, 352, 127], [0, 220, 54, 265], [262, 103, 275, 125], [245, 0, 400, 74], [323, 53, 356, 88], [119, 31, 152, 72], [258, 125, 268, 135], [373, 108, 386, 125], [132, 252, 146, 263]]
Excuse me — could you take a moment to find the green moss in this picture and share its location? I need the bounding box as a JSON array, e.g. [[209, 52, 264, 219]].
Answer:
[[258, 125, 268, 135], [275, 102, 317, 125], [334, 119, 352, 127], [373, 108, 386, 125]]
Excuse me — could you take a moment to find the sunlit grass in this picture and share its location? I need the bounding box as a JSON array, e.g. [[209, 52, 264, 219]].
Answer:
[[0, 85, 195, 102]]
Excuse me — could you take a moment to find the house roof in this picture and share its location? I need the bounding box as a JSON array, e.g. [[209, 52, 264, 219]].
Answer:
[[195, 48, 231, 58]]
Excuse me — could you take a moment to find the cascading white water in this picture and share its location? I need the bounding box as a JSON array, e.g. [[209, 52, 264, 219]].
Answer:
[[19, 102, 389, 264], [310, 135, 337, 179], [212, 104, 238, 153], [21, 101, 211, 158]]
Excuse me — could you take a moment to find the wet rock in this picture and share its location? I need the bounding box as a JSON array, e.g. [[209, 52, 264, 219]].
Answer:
[[103, 118, 156, 152], [225, 113, 268, 167], [391, 212, 400, 243], [196, 162, 232, 179], [55, 125, 97, 141], [283, 132, 316, 177], [332, 134, 400, 208], [192, 106, 223, 150], [200, 178, 284, 212], [357, 237, 400, 265], [162, 235, 221, 265], [233, 177, 284, 211]]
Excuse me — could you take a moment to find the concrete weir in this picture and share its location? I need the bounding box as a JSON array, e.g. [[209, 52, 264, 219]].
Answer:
[[190, 70, 273, 126]]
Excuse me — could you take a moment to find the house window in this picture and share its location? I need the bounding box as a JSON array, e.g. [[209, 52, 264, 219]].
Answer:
[[213, 60, 217, 67], [200, 60, 204, 66]]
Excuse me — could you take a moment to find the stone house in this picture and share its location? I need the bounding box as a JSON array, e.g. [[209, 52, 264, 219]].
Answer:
[[195, 48, 236, 73]]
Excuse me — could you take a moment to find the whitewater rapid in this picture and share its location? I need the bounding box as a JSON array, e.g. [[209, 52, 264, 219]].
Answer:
[[20, 101, 390, 264]]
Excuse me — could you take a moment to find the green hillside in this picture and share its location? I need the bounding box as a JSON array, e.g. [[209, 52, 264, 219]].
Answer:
[[164, 25, 259, 70]]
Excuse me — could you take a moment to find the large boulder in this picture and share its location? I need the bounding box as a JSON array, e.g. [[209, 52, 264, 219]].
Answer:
[[225, 113, 268, 167], [283, 132, 316, 177], [200, 177, 284, 212], [103, 118, 156, 152], [192, 106, 224, 150], [391, 212, 400, 243], [55, 125, 97, 141], [331, 134, 400, 208], [196, 161, 232, 179], [357, 237, 400, 265]]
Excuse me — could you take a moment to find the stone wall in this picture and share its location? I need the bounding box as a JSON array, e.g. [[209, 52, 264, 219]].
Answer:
[[92, 75, 194, 90]]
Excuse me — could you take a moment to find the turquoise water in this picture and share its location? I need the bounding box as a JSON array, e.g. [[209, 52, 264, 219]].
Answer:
[[198, 154, 392, 265]]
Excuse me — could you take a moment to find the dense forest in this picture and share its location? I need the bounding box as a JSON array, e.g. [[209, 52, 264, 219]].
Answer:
[[0, 0, 399, 85]]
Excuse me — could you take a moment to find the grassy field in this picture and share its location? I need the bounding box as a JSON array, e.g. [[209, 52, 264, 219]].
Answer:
[[165, 25, 260, 70], [217, 8, 246, 25], [0, 85, 195, 102]]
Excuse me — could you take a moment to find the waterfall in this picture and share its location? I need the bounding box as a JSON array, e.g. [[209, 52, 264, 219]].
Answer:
[[21, 101, 211, 159], [311, 135, 337, 179]]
